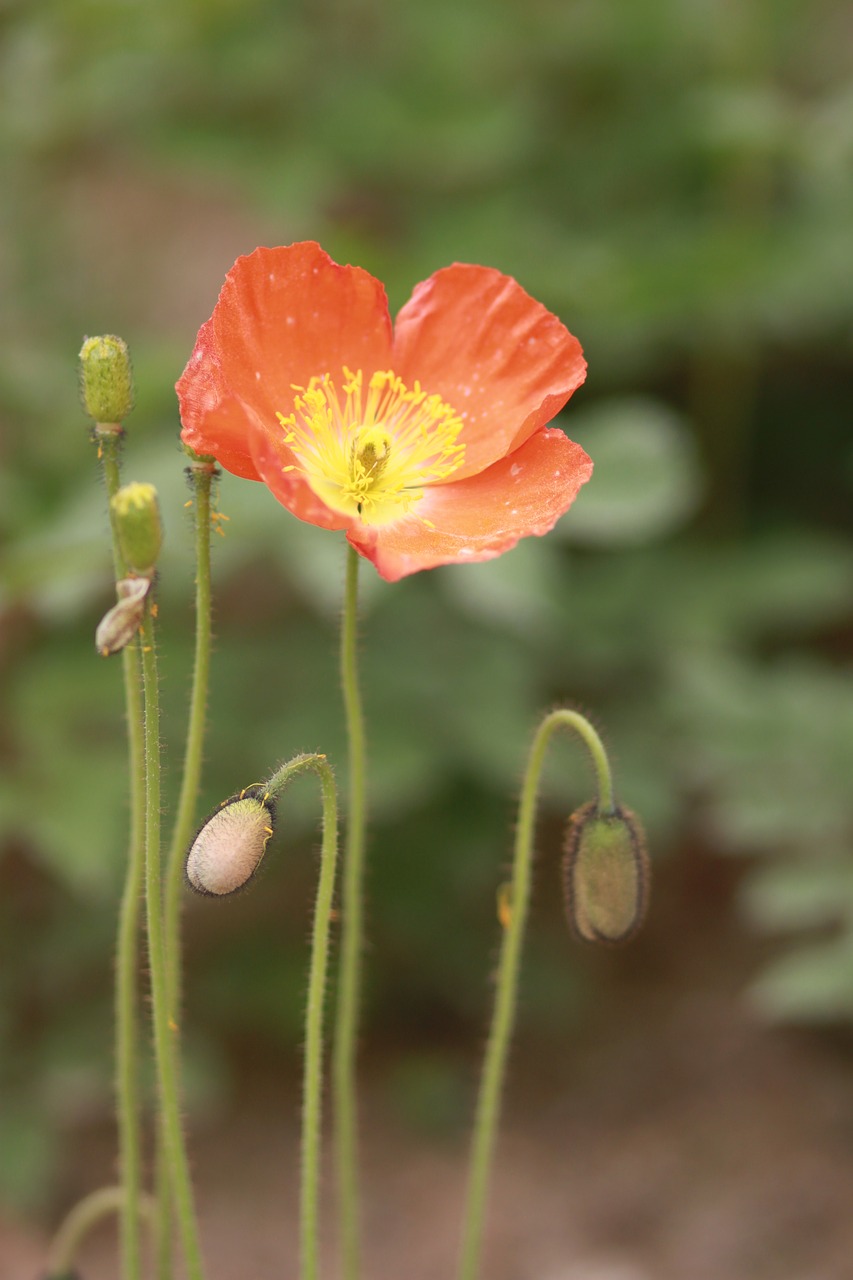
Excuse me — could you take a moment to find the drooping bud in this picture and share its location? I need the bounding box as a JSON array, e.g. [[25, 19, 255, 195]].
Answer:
[[563, 801, 649, 945], [95, 576, 151, 656], [78, 335, 134, 424], [110, 482, 163, 576], [186, 786, 276, 896]]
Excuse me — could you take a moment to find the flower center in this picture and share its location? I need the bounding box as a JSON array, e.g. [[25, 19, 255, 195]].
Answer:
[[276, 367, 465, 525]]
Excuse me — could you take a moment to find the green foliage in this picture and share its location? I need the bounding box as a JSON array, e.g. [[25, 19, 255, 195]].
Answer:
[[1, 0, 852, 1210]]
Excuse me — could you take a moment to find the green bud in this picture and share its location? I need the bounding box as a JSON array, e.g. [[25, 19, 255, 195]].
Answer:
[[110, 482, 163, 575], [95, 576, 150, 656], [78, 334, 134, 424], [186, 786, 276, 896], [563, 801, 649, 945]]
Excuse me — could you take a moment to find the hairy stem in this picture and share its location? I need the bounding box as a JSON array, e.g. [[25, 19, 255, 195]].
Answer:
[[98, 425, 145, 1280], [157, 460, 216, 1280], [46, 1185, 156, 1280], [140, 599, 206, 1280], [458, 708, 614, 1280], [333, 544, 367, 1280], [262, 754, 341, 1280]]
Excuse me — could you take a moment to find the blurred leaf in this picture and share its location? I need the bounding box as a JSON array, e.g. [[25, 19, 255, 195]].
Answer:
[[671, 654, 853, 854], [742, 862, 853, 933], [749, 939, 853, 1022], [1, 641, 128, 897], [0, 1104, 57, 1212], [439, 537, 564, 637], [560, 398, 702, 546]]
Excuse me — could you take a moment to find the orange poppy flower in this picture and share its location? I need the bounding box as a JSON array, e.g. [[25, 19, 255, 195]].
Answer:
[[177, 242, 591, 581]]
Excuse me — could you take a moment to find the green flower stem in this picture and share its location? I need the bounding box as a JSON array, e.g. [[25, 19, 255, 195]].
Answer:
[[263, 755, 340, 1280], [156, 460, 216, 1280], [154, 1154, 173, 1280], [97, 425, 145, 1280], [140, 599, 206, 1280], [46, 1185, 156, 1279], [164, 460, 216, 1015], [301, 760, 339, 1280], [333, 544, 367, 1280], [457, 708, 614, 1280]]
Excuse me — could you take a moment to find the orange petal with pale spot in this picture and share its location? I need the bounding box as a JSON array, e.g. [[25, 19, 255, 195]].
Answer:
[[393, 264, 586, 481]]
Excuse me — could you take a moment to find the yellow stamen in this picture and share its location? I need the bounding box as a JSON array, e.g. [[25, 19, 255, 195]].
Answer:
[[275, 367, 465, 525]]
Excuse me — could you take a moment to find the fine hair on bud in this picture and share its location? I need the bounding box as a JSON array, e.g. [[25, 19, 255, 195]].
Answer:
[[78, 334, 134, 424], [110, 481, 163, 576], [563, 801, 649, 945], [186, 786, 277, 897]]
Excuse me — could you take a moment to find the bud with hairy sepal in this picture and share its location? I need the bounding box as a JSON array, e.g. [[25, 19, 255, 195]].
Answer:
[[110, 482, 163, 576], [186, 786, 276, 896], [78, 335, 134, 424], [95, 576, 150, 656], [563, 801, 649, 945]]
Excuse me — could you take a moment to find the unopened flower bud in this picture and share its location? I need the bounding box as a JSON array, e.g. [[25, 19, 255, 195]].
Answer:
[[563, 801, 649, 945], [186, 787, 276, 896], [110, 482, 163, 575], [95, 576, 150, 656], [78, 335, 134, 424]]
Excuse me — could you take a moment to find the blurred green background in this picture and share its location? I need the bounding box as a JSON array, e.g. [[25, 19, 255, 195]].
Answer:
[[1, 0, 853, 1218]]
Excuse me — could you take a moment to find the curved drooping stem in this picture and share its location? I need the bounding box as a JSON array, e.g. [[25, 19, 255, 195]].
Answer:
[[457, 709, 615, 1280], [186, 754, 340, 1280], [334, 544, 368, 1280], [45, 1186, 155, 1280], [263, 755, 340, 1280]]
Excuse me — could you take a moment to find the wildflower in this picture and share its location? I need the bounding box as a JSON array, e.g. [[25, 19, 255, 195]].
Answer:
[[177, 242, 591, 581]]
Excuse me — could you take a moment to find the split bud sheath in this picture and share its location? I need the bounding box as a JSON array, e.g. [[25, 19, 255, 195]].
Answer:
[[95, 575, 150, 656], [563, 801, 649, 945], [110, 482, 163, 576], [78, 334, 134, 424], [186, 787, 276, 896]]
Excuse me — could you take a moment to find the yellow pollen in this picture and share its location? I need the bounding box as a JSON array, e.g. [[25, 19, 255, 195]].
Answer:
[[275, 367, 466, 525]]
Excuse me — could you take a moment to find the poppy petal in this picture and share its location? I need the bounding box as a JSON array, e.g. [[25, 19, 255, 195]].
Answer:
[[246, 417, 353, 532], [347, 427, 592, 581], [177, 318, 263, 481], [211, 242, 394, 423], [392, 265, 587, 481]]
